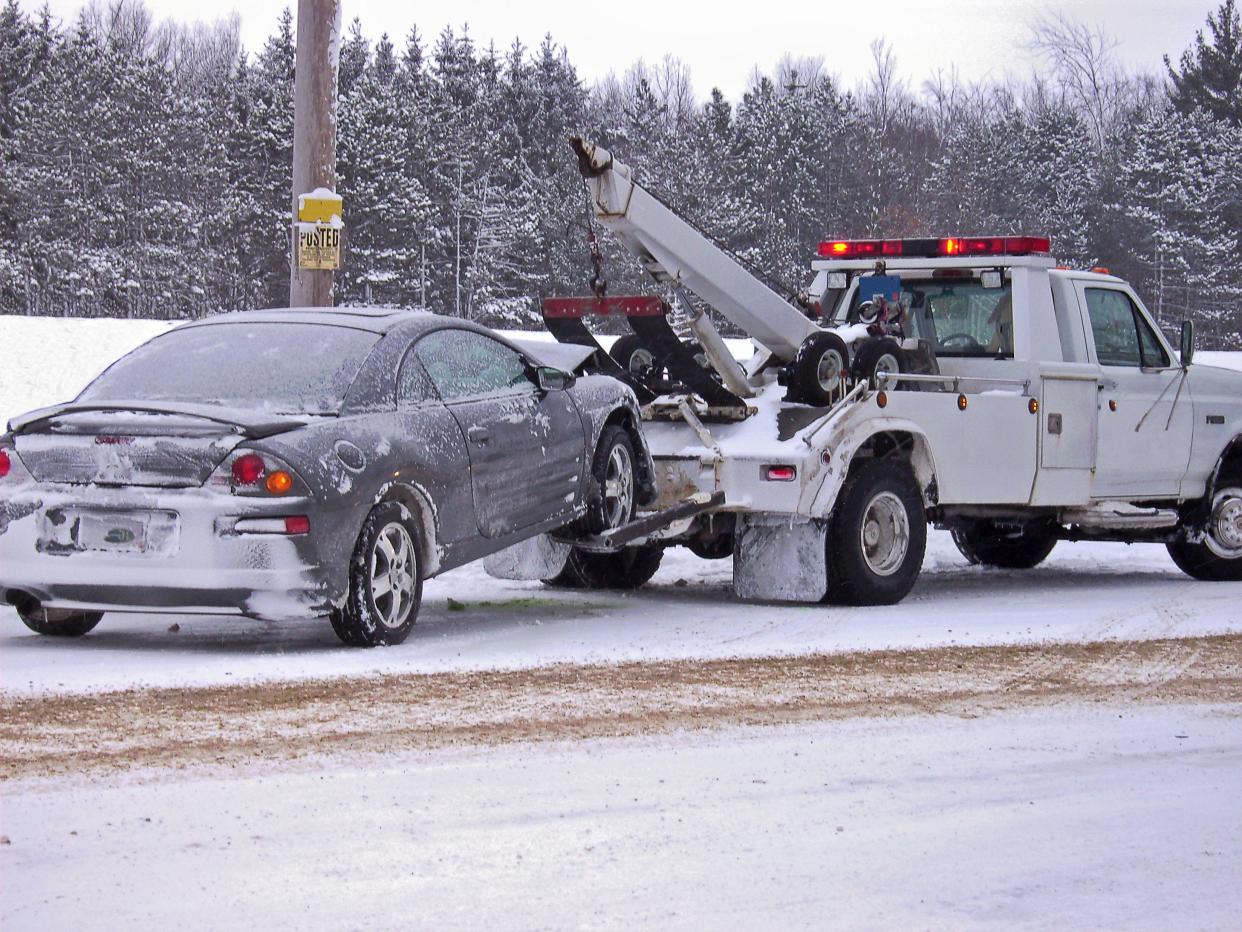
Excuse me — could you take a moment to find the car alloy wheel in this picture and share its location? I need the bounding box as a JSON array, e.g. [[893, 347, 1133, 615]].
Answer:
[[603, 444, 634, 530], [369, 521, 418, 629]]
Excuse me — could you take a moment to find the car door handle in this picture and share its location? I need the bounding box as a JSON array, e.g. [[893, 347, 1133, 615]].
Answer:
[[1098, 379, 1118, 391], [467, 426, 490, 444]]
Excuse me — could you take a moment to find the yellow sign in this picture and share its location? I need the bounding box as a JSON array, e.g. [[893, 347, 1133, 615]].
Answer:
[[298, 188, 343, 224], [297, 224, 342, 270]]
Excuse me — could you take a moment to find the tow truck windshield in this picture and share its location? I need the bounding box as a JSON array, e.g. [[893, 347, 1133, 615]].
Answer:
[[838, 278, 1015, 358]]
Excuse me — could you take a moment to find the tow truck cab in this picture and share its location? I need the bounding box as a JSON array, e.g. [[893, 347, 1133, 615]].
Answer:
[[810, 237, 1240, 509]]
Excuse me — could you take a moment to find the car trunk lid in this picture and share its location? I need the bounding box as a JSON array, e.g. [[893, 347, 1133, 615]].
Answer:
[[10, 404, 310, 488]]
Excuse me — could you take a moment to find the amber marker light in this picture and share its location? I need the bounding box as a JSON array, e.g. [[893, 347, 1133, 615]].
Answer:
[[1029, 398, 1039, 414], [266, 470, 294, 495], [1109, 399, 1119, 412], [877, 390, 888, 408], [957, 393, 969, 410]]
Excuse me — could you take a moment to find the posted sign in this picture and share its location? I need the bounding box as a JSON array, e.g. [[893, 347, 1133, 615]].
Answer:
[[296, 188, 343, 271], [297, 224, 342, 270]]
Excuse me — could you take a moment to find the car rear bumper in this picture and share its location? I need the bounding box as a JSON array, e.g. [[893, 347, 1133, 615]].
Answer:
[[0, 483, 342, 620]]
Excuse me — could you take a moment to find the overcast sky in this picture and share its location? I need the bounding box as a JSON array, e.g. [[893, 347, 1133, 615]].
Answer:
[[39, 0, 1211, 99]]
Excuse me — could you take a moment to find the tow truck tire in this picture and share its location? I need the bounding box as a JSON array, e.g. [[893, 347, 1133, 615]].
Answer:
[[951, 521, 1058, 569], [850, 338, 907, 388], [793, 332, 851, 405], [544, 544, 664, 589], [609, 336, 655, 378], [824, 461, 927, 605], [1166, 487, 1242, 581], [13, 596, 102, 637]]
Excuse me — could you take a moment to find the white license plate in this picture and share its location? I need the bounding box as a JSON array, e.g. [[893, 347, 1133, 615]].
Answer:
[[40, 509, 181, 556], [76, 512, 151, 552]]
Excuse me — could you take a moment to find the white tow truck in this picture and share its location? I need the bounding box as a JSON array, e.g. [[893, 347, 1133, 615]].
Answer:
[[490, 138, 1242, 603]]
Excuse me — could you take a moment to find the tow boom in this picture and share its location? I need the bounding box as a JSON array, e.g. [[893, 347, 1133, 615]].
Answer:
[[571, 137, 818, 362]]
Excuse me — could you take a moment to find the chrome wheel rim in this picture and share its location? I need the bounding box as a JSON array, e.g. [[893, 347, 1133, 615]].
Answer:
[[603, 444, 634, 529], [627, 348, 655, 376], [1206, 487, 1242, 559], [816, 349, 846, 392], [860, 491, 910, 576], [874, 352, 901, 383], [369, 522, 417, 629]]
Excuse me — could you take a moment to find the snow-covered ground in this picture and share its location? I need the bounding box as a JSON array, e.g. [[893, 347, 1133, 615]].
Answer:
[[4, 704, 1240, 930]]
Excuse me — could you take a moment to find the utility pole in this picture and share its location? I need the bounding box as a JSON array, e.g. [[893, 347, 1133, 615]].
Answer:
[[289, 0, 342, 308]]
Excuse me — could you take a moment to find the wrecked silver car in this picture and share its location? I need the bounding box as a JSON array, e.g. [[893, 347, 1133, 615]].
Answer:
[[0, 307, 655, 646]]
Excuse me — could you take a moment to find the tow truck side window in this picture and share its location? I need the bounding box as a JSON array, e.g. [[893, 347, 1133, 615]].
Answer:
[[1085, 288, 1170, 368]]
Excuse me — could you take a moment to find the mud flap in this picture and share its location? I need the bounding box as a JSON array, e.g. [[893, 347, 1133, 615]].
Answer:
[[483, 534, 572, 581], [732, 513, 828, 602]]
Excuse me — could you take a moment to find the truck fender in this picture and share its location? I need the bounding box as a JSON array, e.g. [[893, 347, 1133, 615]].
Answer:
[[807, 418, 940, 519]]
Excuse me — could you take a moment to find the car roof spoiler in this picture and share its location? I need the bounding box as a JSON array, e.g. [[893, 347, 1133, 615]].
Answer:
[[8, 400, 318, 438]]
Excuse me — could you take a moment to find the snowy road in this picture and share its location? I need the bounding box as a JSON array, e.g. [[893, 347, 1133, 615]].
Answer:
[[3, 703, 1240, 930]]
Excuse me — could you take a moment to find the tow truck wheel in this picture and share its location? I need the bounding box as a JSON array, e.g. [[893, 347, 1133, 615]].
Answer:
[[850, 338, 907, 388], [1166, 487, 1242, 581], [793, 332, 851, 405], [13, 595, 102, 637], [824, 461, 927, 605], [609, 336, 655, 378], [950, 521, 1058, 569]]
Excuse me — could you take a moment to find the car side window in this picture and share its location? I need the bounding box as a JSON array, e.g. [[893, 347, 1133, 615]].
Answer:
[[396, 348, 437, 406], [1085, 288, 1169, 368], [414, 329, 530, 401]]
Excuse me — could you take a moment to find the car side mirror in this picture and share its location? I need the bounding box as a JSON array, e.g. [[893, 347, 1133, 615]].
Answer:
[[534, 366, 572, 392], [1180, 319, 1195, 368]]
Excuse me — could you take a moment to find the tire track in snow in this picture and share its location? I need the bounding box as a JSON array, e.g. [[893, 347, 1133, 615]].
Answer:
[[2, 634, 1239, 784]]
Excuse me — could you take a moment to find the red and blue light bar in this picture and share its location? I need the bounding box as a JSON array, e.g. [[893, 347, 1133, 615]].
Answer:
[[817, 236, 1051, 259]]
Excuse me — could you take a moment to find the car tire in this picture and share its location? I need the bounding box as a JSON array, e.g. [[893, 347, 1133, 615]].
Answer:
[[13, 597, 102, 637], [1166, 486, 1242, 581], [850, 337, 907, 388], [824, 460, 927, 605], [544, 425, 662, 589], [951, 521, 1058, 569], [793, 331, 851, 405], [330, 502, 423, 647]]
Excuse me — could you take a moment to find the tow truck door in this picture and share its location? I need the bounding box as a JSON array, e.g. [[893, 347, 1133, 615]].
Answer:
[[1076, 283, 1192, 499]]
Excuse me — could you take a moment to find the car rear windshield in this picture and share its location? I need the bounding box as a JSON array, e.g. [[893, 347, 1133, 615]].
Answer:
[[78, 322, 381, 415]]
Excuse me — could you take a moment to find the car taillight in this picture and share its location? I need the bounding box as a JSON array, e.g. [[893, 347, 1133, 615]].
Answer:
[[265, 470, 293, 495], [211, 450, 304, 497], [232, 453, 266, 486], [285, 516, 310, 534], [0, 449, 10, 479]]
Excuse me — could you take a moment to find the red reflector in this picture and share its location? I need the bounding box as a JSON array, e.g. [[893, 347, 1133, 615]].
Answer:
[[232, 453, 265, 485], [0, 449, 10, 479], [763, 465, 797, 482], [284, 516, 310, 535]]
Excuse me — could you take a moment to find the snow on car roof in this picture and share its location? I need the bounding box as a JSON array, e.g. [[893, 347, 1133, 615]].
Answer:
[[177, 306, 439, 335]]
